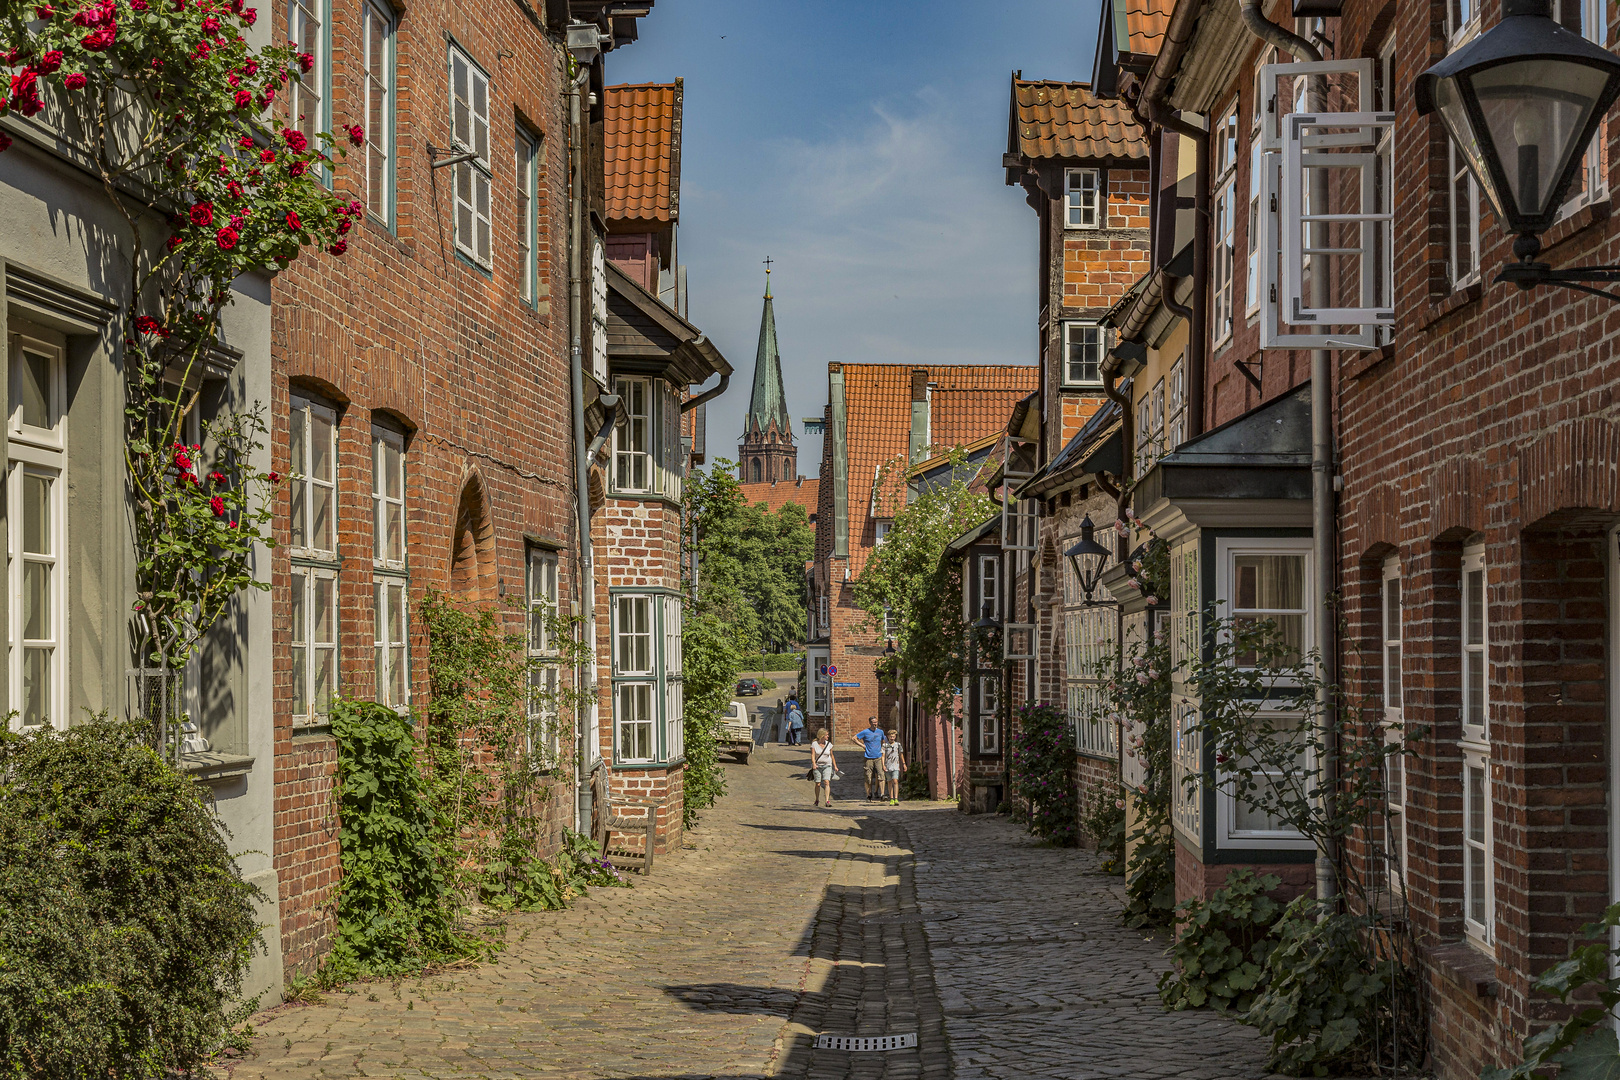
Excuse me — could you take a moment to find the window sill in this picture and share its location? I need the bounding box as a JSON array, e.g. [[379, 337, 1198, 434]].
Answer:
[[1419, 280, 1482, 331], [181, 751, 255, 782], [1542, 195, 1610, 256], [291, 724, 334, 740], [611, 757, 685, 771], [1059, 383, 1107, 393], [1427, 939, 1498, 999], [1343, 342, 1396, 382]]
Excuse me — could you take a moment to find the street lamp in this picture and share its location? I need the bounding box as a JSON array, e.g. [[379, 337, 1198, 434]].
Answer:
[[1415, 0, 1620, 296], [1064, 516, 1113, 605]]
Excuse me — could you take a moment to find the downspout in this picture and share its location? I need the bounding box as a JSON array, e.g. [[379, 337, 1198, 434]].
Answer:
[[681, 368, 728, 413], [1234, 0, 1338, 909], [567, 60, 595, 835]]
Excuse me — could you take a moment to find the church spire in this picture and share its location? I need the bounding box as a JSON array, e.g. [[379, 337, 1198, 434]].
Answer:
[[745, 259, 791, 439]]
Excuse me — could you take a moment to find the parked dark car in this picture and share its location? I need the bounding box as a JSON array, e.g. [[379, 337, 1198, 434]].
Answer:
[[736, 678, 762, 697]]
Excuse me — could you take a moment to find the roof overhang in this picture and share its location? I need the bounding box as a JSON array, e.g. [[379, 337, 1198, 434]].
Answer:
[[604, 259, 731, 384], [945, 515, 1002, 556]]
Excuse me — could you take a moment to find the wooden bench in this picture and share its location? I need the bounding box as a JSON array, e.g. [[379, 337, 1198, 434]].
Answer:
[[594, 770, 661, 876]]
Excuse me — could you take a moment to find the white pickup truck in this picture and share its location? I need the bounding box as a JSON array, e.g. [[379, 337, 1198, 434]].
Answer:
[[720, 701, 754, 765]]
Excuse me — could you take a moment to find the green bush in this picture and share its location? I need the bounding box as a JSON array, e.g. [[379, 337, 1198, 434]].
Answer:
[[0, 719, 262, 1076], [1080, 786, 1126, 874], [739, 653, 803, 674], [1247, 898, 1407, 1076], [683, 610, 740, 827], [1158, 870, 1283, 1013], [1008, 701, 1078, 846], [1485, 901, 1620, 1080], [900, 760, 931, 801], [323, 699, 475, 985]]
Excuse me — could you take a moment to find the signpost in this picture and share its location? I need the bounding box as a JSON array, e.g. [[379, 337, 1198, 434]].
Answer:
[[827, 666, 836, 742]]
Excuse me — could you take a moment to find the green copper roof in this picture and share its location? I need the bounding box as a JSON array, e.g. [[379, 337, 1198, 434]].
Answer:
[[745, 280, 791, 436]]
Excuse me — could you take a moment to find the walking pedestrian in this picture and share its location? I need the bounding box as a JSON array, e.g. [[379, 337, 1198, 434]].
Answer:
[[855, 716, 885, 801], [810, 728, 836, 807], [781, 695, 800, 744], [882, 730, 906, 805], [786, 702, 805, 745]]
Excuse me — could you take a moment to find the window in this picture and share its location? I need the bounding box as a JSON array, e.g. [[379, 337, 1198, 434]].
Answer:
[[527, 548, 560, 763], [372, 428, 408, 707], [1066, 605, 1117, 758], [808, 648, 830, 715], [1381, 555, 1406, 890], [288, 0, 328, 155], [1460, 545, 1493, 949], [1136, 395, 1153, 474], [8, 335, 65, 731], [978, 675, 1000, 754], [515, 127, 539, 304], [1172, 700, 1202, 837], [290, 396, 338, 726], [1062, 322, 1105, 387], [874, 519, 892, 545], [1230, 549, 1307, 667], [1382, 556, 1402, 723], [1448, 141, 1481, 288], [449, 46, 492, 267], [1554, 0, 1609, 219], [1247, 48, 1275, 315], [362, 0, 394, 222], [612, 592, 683, 764], [1212, 103, 1239, 345], [1447, 0, 1480, 46], [1373, 37, 1395, 317], [1151, 380, 1166, 458], [750, 458, 761, 484], [978, 554, 1000, 621], [882, 606, 896, 640], [1066, 168, 1100, 229], [1166, 358, 1186, 451], [611, 378, 685, 498], [817, 593, 829, 635]]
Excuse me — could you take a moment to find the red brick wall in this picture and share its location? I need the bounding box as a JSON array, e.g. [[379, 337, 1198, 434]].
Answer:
[[1174, 839, 1315, 904], [267, 0, 579, 980]]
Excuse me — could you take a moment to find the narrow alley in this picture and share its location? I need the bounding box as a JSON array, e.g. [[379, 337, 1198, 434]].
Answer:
[[227, 749, 1278, 1080]]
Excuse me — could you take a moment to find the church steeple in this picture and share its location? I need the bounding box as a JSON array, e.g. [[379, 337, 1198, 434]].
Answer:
[[739, 259, 797, 484]]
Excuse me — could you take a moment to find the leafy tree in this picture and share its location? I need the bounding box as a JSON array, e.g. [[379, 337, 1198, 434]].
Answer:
[[853, 448, 993, 715]]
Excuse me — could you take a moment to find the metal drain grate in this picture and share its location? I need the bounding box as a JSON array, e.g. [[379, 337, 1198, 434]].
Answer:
[[815, 1033, 918, 1052], [858, 911, 958, 925]]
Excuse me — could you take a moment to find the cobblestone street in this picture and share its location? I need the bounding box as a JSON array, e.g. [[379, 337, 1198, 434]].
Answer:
[[227, 745, 1279, 1079]]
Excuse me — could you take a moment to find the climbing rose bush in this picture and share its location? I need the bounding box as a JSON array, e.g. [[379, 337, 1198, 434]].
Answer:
[[1009, 701, 1079, 846], [0, 0, 355, 663]]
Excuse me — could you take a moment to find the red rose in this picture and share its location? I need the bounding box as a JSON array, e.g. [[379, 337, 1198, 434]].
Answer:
[[34, 50, 62, 74], [215, 225, 239, 249], [237, 136, 254, 148], [193, 40, 211, 58], [348, 198, 362, 216], [81, 26, 116, 50], [209, 471, 226, 484], [241, 6, 255, 23], [34, 5, 55, 17], [182, 472, 198, 485], [209, 495, 225, 516], [267, 471, 280, 482], [336, 217, 352, 235], [130, 0, 147, 8], [287, 160, 306, 177], [296, 52, 313, 73], [281, 127, 307, 152], [188, 201, 213, 226], [0, 133, 11, 153], [174, 451, 193, 471], [234, 89, 251, 109], [284, 210, 301, 231], [258, 147, 275, 164], [226, 180, 243, 198], [346, 123, 363, 146], [62, 72, 86, 89], [243, 57, 258, 75], [166, 234, 183, 251], [328, 239, 347, 255], [135, 315, 163, 335], [258, 85, 274, 105], [202, 14, 219, 31]]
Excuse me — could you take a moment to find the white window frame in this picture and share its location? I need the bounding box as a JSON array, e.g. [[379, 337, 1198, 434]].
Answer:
[[290, 565, 338, 727], [1065, 167, 1100, 229], [1448, 140, 1482, 289], [288, 0, 329, 165], [663, 595, 684, 761], [807, 646, 830, 716], [371, 427, 408, 708], [590, 235, 609, 384], [1553, 0, 1609, 221], [449, 45, 492, 268], [1061, 322, 1105, 388], [1382, 556, 1403, 726], [978, 554, 1000, 621], [1460, 542, 1492, 948], [7, 333, 67, 732], [1461, 544, 1488, 747], [515, 127, 540, 305], [613, 377, 653, 494], [1216, 703, 1314, 847], [1212, 102, 1239, 346], [1218, 536, 1312, 674], [611, 591, 682, 764], [1066, 605, 1117, 759], [289, 396, 338, 560], [874, 519, 892, 545], [1382, 555, 1406, 892], [1171, 698, 1202, 842], [525, 548, 561, 766], [977, 674, 1000, 755], [1463, 749, 1495, 949], [1167, 357, 1186, 451], [362, 0, 394, 223]]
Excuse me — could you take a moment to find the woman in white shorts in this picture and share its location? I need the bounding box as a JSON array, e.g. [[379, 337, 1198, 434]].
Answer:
[[810, 728, 836, 807]]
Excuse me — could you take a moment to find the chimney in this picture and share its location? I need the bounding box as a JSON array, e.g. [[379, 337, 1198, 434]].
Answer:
[[908, 368, 930, 464]]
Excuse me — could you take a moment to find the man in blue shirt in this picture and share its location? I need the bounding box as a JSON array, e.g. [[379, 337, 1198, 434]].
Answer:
[[854, 716, 885, 801]]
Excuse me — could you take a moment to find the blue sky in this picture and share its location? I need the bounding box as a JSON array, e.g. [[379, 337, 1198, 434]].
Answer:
[[610, 0, 1102, 478]]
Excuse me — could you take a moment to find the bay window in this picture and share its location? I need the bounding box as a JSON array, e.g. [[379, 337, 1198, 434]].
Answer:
[[8, 334, 66, 731], [1065, 604, 1116, 758], [611, 590, 684, 764], [612, 377, 684, 498]]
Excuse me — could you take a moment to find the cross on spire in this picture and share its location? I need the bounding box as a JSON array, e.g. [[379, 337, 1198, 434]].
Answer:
[[763, 255, 773, 298]]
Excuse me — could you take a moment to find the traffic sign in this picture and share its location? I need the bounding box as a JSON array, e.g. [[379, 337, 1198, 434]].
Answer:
[[827, 665, 837, 676]]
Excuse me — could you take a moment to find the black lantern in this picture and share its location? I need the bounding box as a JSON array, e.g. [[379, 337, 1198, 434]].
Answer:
[[1415, 0, 1620, 263], [1064, 516, 1113, 605], [973, 600, 999, 633]]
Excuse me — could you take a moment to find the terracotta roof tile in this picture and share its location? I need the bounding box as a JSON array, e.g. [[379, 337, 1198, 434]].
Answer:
[[1012, 79, 1148, 163], [740, 477, 820, 520], [604, 81, 681, 225], [841, 364, 1038, 576], [1127, 0, 1174, 59]]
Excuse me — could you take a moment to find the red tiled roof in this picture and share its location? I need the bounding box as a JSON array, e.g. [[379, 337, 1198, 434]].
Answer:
[[604, 81, 681, 225], [741, 477, 820, 519], [842, 364, 1038, 575], [1012, 79, 1148, 163], [1127, 0, 1174, 59]]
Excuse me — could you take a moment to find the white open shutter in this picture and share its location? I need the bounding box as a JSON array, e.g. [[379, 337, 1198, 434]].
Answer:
[[1258, 59, 1375, 152]]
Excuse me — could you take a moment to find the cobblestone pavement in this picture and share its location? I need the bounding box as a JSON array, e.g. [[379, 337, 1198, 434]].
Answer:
[[225, 744, 1281, 1079]]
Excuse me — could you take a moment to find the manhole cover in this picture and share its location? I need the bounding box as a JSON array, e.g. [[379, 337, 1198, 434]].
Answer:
[[858, 911, 958, 925], [815, 1033, 918, 1051]]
